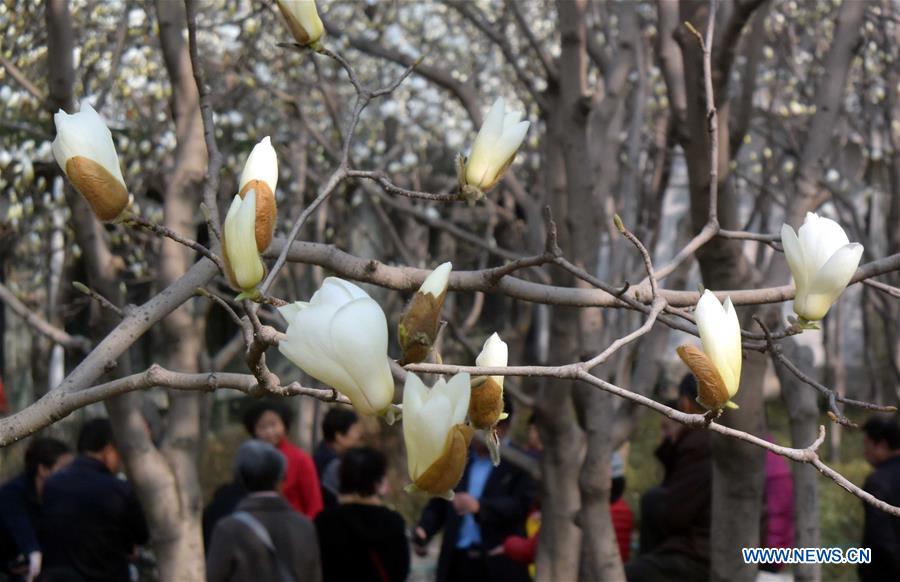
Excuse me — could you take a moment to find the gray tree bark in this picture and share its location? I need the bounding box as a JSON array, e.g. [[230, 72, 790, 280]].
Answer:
[[152, 0, 209, 578]]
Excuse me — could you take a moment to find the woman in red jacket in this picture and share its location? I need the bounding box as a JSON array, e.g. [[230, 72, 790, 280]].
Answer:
[[243, 401, 323, 518]]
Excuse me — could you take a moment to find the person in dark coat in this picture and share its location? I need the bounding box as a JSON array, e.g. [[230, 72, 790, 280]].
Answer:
[[39, 418, 149, 582], [207, 439, 321, 582], [313, 407, 363, 507], [0, 437, 71, 581], [202, 479, 246, 549], [626, 374, 711, 582], [413, 413, 537, 582], [859, 417, 900, 582], [315, 447, 409, 582]]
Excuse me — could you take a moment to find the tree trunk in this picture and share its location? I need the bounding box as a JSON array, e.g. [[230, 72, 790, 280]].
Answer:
[[534, 82, 584, 582], [152, 0, 210, 578], [676, 2, 767, 579], [773, 337, 821, 582]]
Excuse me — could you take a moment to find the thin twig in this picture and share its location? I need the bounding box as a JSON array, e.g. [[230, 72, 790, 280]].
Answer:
[[125, 215, 224, 271], [72, 281, 124, 318], [755, 316, 897, 423], [347, 170, 460, 202], [653, 6, 721, 284], [0, 54, 50, 109], [260, 45, 421, 296], [0, 282, 91, 352], [862, 279, 900, 298], [196, 288, 244, 329], [185, 0, 223, 250]]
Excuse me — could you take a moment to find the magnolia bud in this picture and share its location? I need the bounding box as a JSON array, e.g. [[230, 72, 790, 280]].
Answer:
[[677, 290, 742, 410], [398, 262, 452, 364], [276, 0, 325, 47], [238, 136, 278, 251], [469, 332, 508, 430], [458, 98, 529, 201], [403, 372, 472, 499], [52, 103, 129, 221], [222, 191, 265, 293]]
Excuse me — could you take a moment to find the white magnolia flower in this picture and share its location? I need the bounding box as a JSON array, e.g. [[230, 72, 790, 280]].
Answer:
[[52, 103, 128, 221], [238, 136, 278, 251], [278, 278, 395, 416], [403, 372, 472, 498], [275, 0, 324, 47], [781, 212, 864, 322], [461, 98, 530, 196], [222, 191, 265, 292], [677, 290, 742, 410]]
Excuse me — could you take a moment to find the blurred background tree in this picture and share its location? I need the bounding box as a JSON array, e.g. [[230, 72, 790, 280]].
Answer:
[[0, 0, 898, 580]]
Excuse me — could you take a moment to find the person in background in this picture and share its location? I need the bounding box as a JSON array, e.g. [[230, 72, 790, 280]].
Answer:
[[413, 397, 537, 582], [859, 417, 900, 582], [207, 440, 321, 582], [493, 451, 633, 566], [625, 374, 711, 582], [0, 437, 72, 582], [202, 477, 246, 550], [243, 401, 323, 518], [759, 443, 794, 573], [522, 413, 543, 459], [313, 407, 363, 507], [40, 418, 149, 582], [315, 447, 409, 582], [609, 452, 634, 562]]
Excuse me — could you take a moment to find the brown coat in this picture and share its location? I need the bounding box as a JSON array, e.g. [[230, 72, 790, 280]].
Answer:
[[206, 494, 321, 582]]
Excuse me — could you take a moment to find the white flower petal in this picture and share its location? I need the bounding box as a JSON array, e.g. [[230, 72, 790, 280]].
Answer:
[[278, 303, 358, 398], [696, 290, 741, 395], [799, 243, 864, 320], [442, 372, 472, 425], [239, 136, 279, 193], [492, 120, 530, 169], [276, 301, 309, 323], [223, 192, 264, 289], [798, 212, 849, 275], [52, 103, 125, 186], [328, 297, 394, 415], [419, 262, 452, 297], [780, 223, 806, 292], [476, 332, 508, 386], [416, 394, 454, 476], [402, 374, 428, 477]]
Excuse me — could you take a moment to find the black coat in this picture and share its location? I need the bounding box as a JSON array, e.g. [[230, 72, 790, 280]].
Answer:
[[315, 503, 409, 582], [206, 494, 321, 582], [652, 427, 712, 560], [202, 480, 247, 549], [0, 474, 40, 573], [860, 455, 900, 582], [39, 456, 149, 582], [417, 454, 537, 582]]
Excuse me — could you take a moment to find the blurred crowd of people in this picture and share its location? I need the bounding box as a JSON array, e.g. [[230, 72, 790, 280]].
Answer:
[[1, 381, 899, 582]]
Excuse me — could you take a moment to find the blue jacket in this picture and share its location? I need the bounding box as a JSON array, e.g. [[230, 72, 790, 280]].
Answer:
[[40, 456, 148, 582]]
